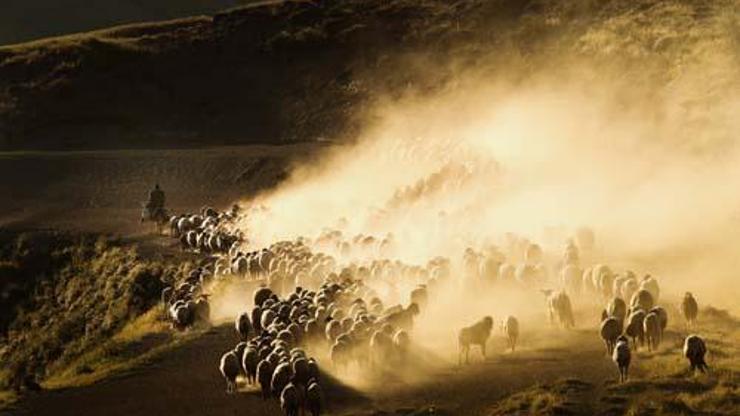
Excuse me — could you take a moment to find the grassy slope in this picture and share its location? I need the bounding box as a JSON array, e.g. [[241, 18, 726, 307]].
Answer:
[[0, 230, 199, 404], [0, 1, 262, 46], [0, 0, 736, 151], [483, 311, 740, 416]]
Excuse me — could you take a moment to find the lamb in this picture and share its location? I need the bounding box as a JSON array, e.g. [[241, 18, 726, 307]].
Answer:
[[681, 292, 699, 328], [219, 349, 240, 394], [600, 317, 621, 355], [643, 312, 661, 352], [306, 379, 324, 416], [235, 312, 252, 340], [503, 316, 519, 352], [280, 382, 300, 416], [683, 335, 708, 373], [612, 335, 631, 383], [624, 309, 646, 349], [458, 316, 494, 365]]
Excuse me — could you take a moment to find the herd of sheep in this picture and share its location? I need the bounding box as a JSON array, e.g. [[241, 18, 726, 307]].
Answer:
[[156, 205, 711, 415]]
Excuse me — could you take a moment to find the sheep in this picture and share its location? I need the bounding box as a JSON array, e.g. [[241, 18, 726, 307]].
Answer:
[[644, 312, 661, 352], [503, 316, 519, 352], [592, 264, 614, 299], [161, 286, 173, 308], [194, 297, 210, 324], [640, 275, 660, 303], [620, 278, 639, 308], [382, 303, 420, 332], [369, 329, 393, 369], [272, 361, 293, 398], [256, 359, 275, 399], [330, 339, 351, 372], [236, 312, 252, 340], [393, 329, 411, 364], [612, 335, 631, 383], [625, 309, 646, 349], [543, 290, 575, 329], [681, 292, 699, 328], [606, 297, 627, 325], [630, 289, 654, 313], [280, 382, 300, 416], [325, 319, 342, 343], [560, 264, 582, 297], [600, 317, 621, 355], [648, 306, 668, 338], [242, 347, 259, 385], [410, 286, 428, 311], [254, 287, 274, 307], [683, 335, 708, 373], [219, 350, 240, 394], [458, 316, 494, 365], [306, 379, 324, 416]]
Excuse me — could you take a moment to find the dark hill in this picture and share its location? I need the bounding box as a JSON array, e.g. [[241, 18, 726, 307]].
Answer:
[[0, 0, 736, 151]]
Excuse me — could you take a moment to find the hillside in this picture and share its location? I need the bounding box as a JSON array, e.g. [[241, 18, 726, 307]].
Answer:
[[0, 1, 258, 46], [1, 0, 737, 151]]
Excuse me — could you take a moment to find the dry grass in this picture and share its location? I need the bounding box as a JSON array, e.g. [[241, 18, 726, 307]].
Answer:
[[42, 309, 174, 390]]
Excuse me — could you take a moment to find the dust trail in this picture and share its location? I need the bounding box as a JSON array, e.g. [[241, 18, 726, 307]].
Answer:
[[233, 4, 740, 315]]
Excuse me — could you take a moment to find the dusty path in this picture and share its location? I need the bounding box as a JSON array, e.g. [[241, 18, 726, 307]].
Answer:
[[7, 325, 616, 416]]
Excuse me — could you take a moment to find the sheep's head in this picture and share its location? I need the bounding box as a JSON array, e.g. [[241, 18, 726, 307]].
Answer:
[[407, 303, 420, 316], [482, 316, 494, 329]]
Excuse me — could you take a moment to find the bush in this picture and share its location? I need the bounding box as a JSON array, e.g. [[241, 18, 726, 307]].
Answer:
[[0, 231, 170, 388]]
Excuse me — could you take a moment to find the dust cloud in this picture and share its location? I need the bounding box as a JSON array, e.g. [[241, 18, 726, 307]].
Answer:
[[230, 11, 740, 329]]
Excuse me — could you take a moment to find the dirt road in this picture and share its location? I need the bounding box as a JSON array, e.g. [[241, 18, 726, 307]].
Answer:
[[0, 144, 325, 234], [6, 323, 618, 416]]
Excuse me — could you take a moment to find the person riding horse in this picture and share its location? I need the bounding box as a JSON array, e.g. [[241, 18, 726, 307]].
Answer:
[[148, 184, 165, 212], [142, 184, 168, 230]]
